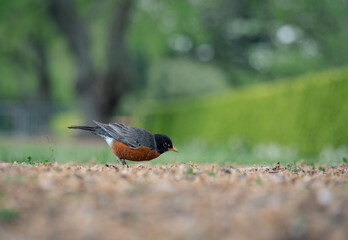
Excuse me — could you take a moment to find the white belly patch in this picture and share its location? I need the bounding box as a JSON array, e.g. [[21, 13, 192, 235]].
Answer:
[[103, 136, 114, 147]]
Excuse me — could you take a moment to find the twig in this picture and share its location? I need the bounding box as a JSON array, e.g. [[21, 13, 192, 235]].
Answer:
[[46, 135, 56, 163]]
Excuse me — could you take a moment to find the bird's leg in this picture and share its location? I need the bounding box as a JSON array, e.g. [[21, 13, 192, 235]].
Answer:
[[115, 157, 129, 168], [116, 157, 124, 166], [121, 159, 130, 168]]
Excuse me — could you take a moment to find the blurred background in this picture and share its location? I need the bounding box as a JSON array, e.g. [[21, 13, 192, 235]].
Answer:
[[1, 0, 348, 165]]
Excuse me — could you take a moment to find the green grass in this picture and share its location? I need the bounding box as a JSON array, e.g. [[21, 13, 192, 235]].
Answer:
[[0, 209, 19, 222], [1, 137, 343, 166], [0, 138, 114, 165]]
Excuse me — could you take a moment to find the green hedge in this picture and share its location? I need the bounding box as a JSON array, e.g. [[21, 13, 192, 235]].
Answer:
[[135, 67, 348, 155]]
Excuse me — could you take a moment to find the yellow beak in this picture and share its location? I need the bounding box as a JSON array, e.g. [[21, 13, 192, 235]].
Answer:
[[169, 147, 178, 152]]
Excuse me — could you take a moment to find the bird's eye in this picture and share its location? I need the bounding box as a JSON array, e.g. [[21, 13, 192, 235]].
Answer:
[[163, 143, 167, 148]]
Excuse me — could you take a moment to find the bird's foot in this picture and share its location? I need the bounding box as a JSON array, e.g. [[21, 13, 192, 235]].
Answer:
[[122, 159, 130, 168], [105, 164, 119, 171], [116, 158, 130, 168]]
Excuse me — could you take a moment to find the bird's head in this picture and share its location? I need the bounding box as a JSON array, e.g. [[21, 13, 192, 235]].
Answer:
[[154, 134, 178, 154]]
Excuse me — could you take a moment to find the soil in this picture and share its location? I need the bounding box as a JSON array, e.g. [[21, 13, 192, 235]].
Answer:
[[0, 162, 347, 240]]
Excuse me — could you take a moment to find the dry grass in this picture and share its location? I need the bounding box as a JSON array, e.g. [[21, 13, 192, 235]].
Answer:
[[0, 162, 347, 240]]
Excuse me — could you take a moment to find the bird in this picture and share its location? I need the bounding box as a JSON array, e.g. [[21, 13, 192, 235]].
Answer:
[[68, 121, 178, 167]]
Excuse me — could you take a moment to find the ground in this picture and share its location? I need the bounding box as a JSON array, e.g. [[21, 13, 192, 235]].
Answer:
[[0, 162, 347, 240]]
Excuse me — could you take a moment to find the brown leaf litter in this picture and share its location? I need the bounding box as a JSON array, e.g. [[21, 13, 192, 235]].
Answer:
[[0, 162, 347, 240]]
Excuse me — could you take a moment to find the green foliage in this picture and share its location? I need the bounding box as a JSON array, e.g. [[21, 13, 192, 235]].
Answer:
[[287, 163, 301, 173], [186, 167, 194, 175], [129, 1, 209, 61], [255, 178, 262, 186], [135, 67, 348, 155], [23, 155, 51, 165], [2, 0, 348, 105], [26, 156, 33, 165], [0, 209, 19, 222], [0, 0, 58, 100], [145, 58, 227, 100], [318, 166, 326, 172], [343, 157, 348, 164]]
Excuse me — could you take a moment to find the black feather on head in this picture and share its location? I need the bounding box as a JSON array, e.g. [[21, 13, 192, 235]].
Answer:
[[154, 134, 174, 154]]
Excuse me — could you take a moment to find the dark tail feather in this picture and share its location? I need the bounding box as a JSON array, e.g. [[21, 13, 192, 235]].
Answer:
[[68, 126, 97, 132]]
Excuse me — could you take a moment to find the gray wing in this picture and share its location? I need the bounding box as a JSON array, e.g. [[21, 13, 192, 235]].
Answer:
[[93, 121, 156, 150]]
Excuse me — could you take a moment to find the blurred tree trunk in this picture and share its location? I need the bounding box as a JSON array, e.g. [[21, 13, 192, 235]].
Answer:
[[95, 0, 134, 122], [48, 0, 133, 123], [30, 37, 52, 104], [30, 37, 52, 132]]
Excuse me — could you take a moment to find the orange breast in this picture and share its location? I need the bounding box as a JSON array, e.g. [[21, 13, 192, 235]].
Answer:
[[111, 140, 160, 161]]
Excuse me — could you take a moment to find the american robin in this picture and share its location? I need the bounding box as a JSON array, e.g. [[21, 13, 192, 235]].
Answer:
[[68, 121, 178, 167]]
